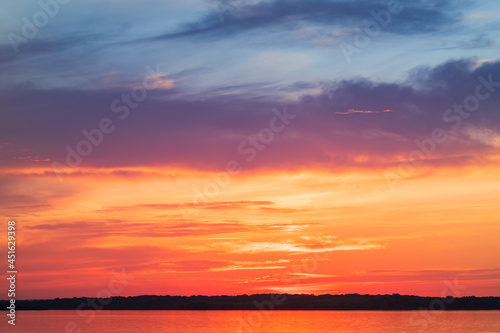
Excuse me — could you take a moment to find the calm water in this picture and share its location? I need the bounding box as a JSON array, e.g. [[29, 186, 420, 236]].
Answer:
[[5, 310, 500, 332]]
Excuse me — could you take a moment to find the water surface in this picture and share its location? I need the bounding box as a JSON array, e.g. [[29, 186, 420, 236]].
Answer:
[[7, 310, 500, 332]]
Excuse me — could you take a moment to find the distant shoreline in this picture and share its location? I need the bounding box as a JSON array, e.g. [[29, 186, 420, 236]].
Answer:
[[4, 309, 500, 311], [2, 294, 500, 311]]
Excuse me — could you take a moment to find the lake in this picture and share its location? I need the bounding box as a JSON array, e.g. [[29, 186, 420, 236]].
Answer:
[[6, 310, 500, 332]]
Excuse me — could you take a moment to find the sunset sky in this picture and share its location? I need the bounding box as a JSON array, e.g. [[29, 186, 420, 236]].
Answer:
[[1, 0, 500, 299]]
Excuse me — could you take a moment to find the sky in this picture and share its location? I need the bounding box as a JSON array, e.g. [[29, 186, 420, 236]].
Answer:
[[1, 0, 500, 299]]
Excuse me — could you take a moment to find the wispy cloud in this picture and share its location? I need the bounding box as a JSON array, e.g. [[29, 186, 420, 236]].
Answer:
[[188, 238, 384, 254], [335, 109, 393, 115], [143, 0, 462, 41]]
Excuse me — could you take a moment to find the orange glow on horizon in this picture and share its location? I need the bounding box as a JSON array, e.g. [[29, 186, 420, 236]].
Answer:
[[2, 162, 499, 299]]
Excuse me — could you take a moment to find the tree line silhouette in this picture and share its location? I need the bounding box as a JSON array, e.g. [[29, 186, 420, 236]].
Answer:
[[2, 294, 500, 310]]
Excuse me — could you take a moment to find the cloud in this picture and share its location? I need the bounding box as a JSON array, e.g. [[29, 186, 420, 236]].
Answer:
[[26, 220, 252, 238], [2, 59, 500, 173], [334, 109, 393, 115], [145, 0, 462, 41], [163, 260, 232, 272], [260, 268, 500, 294], [25, 218, 317, 240], [0, 38, 81, 65], [18, 240, 173, 274], [0, 174, 79, 216], [97, 200, 276, 212], [189, 237, 384, 254]]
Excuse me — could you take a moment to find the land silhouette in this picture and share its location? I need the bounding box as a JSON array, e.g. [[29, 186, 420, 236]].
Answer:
[[2, 294, 500, 311]]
